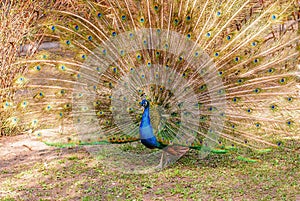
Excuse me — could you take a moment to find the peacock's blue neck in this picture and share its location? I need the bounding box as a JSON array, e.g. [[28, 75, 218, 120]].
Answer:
[[139, 101, 162, 149], [139, 104, 156, 141], [140, 106, 151, 128]]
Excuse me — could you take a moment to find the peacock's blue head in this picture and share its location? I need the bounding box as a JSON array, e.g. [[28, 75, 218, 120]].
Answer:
[[139, 99, 149, 108]]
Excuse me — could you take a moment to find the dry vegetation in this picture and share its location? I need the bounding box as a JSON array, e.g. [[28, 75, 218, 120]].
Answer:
[[0, 0, 43, 135], [0, 0, 84, 136]]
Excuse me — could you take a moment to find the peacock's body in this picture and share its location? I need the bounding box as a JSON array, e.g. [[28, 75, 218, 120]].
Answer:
[[2, 0, 300, 172], [139, 98, 163, 149]]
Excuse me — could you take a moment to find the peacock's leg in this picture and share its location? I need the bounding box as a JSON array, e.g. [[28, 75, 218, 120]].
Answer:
[[156, 151, 165, 169]]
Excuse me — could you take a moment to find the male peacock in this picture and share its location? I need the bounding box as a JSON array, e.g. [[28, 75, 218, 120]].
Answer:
[[2, 0, 300, 172]]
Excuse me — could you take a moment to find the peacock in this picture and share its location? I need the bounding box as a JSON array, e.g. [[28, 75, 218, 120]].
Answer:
[[2, 0, 300, 173]]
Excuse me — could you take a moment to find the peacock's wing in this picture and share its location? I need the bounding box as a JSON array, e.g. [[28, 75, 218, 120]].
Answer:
[[4, 0, 300, 172]]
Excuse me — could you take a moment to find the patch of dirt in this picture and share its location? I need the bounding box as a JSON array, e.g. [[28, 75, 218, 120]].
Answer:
[[0, 135, 53, 169], [0, 135, 88, 171], [0, 135, 94, 200]]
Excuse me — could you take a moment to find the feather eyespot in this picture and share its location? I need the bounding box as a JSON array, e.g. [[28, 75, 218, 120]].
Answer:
[[279, 78, 286, 84], [270, 104, 278, 111], [237, 79, 244, 84], [218, 89, 225, 94], [253, 58, 259, 64], [251, 41, 258, 47], [199, 84, 207, 90], [120, 50, 125, 56], [173, 18, 179, 25], [254, 88, 261, 93], [153, 4, 159, 11], [35, 65, 41, 71], [234, 57, 240, 62], [271, 14, 277, 20]]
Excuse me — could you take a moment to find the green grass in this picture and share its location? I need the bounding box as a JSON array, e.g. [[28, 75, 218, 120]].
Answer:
[[0, 146, 299, 200]]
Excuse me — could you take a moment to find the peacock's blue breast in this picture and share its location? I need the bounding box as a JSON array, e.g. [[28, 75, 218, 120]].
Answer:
[[140, 136, 159, 149], [139, 120, 160, 149]]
